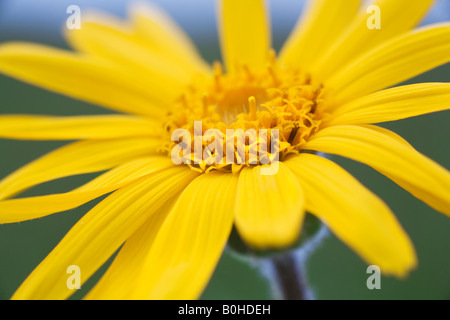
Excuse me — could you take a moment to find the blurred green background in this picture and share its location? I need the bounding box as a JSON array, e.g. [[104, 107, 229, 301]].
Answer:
[[0, 0, 449, 300]]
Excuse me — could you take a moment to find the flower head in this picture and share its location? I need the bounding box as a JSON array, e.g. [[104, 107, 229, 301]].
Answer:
[[0, 0, 449, 299]]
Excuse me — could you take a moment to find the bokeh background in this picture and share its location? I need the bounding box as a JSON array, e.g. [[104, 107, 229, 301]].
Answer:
[[0, 0, 449, 300]]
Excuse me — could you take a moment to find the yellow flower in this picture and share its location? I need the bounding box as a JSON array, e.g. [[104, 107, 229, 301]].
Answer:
[[0, 0, 449, 299]]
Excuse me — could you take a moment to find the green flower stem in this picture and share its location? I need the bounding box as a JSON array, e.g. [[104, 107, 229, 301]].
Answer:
[[270, 252, 307, 300], [227, 214, 327, 300]]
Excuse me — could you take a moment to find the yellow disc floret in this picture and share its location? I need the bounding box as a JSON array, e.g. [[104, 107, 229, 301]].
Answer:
[[161, 51, 331, 173]]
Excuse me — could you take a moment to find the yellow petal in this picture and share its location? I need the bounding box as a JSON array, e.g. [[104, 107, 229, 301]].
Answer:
[[65, 11, 197, 94], [326, 83, 450, 125], [0, 42, 166, 117], [129, 2, 211, 75], [11, 166, 199, 300], [312, 0, 435, 81], [0, 138, 158, 200], [304, 125, 450, 216], [74, 156, 174, 192], [279, 0, 361, 70], [285, 154, 417, 277], [357, 124, 412, 147], [127, 172, 238, 299], [0, 115, 158, 140], [327, 23, 450, 104], [235, 163, 305, 249], [0, 185, 119, 224], [353, 126, 450, 220], [0, 157, 174, 223], [219, 0, 270, 73], [85, 199, 176, 299]]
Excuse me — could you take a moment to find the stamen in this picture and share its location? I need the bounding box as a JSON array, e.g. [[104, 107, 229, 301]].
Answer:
[[268, 65, 280, 86], [287, 125, 300, 144], [180, 94, 188, 108], [249, 96, 257, 120], [268, 49, 277, 66], [242, 64, 253, 81], [202, 93, 209, 117], [213, 61, 223, 91], [310, 101, 318, 114], [162, 50, 329, 173]]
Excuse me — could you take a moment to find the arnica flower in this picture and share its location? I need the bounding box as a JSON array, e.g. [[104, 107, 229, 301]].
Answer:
[[0, 0, 449, 300]]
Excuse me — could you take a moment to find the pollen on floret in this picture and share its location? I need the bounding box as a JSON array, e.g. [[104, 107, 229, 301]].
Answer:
[[161, 49, 332, 173]]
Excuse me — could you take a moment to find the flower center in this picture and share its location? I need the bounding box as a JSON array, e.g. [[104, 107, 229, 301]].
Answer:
[[161, 51, 331, 173]]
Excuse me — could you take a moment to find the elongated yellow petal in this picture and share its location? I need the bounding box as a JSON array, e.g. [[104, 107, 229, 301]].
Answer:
[[219, 0, 270, 73], [0, 115, 157, 140], [285, 154, 416, 277], [326, 83, 450, 125], [352, 127, 450, 220], [74, 156, 174, 192], [0, 185, 119, 224], [129, 2, 211, 75], [304, 125, 450, 216], [11, 166, 199, 300], [0, 42, 166, 117], [235, 163, 305, 249], [85, 199, 176, 299], [65, 12, 197, 92], [279, 0, 361, 70], [0, 157, 174, 223], [0, 137, 158, 200], [128, 172, 238, 299], [312, 0, 435, 80], [327, 24, 450, 104], [357, 124, 412, 147]]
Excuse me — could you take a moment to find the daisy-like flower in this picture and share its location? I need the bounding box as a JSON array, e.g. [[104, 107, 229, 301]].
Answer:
[[0, 0, 449, 300]]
